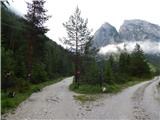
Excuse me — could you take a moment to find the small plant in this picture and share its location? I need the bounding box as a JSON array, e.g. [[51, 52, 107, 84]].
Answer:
[[32, 86, 41, 92]]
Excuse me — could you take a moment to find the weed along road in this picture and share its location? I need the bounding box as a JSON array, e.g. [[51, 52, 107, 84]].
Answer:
[[3, 76, 160, 120]]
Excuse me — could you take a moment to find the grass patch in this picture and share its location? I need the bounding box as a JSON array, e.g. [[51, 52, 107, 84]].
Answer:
[[70, 83, 102, 94], [70, 77, 152, 94], [1, 77, 64, 114], [73, 95, 96, 103], [104, 84, 121, 93]]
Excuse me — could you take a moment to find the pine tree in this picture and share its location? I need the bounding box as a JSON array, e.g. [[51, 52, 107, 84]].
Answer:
[[1, 1, 10, 8], [84, 36, 99, 57], [119, 46, 130, 73], [25, 0, 50, 73], [25, 0, 50, 34], [130, 44, 151, 77], [62, 6, 92, 84], [104, 55, 114, 84]]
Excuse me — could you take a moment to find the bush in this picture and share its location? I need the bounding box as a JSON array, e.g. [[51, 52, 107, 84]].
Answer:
[[113, 73, 131, 84], [31, 64, 48, 84], [1, 47, 16, 90], [32, 86, 41, 92], [105, 84, 121, 93], [80, 59, 99, 84], [15, 78, 30, 93], [2, 99, 15, 109]]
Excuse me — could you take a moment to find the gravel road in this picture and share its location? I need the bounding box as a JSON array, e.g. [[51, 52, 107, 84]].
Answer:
[[3, 76, 160, 120]]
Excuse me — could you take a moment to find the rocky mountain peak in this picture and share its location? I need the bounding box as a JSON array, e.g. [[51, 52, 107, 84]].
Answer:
[[119, 19, 160, 42], [92, 22, 120, 48]]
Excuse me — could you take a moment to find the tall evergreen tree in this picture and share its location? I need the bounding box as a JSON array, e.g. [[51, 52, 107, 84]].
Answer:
[[130, 44, 151, 77], [119, 46, 130, 73], [104, 55, 115, 84], [25, 0, 50, 34], [62, 6, 92, 84], [25, 0, 50, 73], [1, 1, 10, 8]]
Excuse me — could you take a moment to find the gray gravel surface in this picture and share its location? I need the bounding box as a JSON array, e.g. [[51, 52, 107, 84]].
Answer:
[[3, 76, 160, 120]]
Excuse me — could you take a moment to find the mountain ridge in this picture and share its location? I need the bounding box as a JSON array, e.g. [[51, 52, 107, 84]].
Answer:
[[119, 19, 160, 42], [93, 19, 160, 49], [92, 22, 120, 48]]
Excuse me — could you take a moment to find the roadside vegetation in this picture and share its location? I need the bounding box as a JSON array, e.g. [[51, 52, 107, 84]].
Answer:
[[70, 77, 152, 94], [70, 44, 157, 94], [1, 77, 64, 114], [71, 79, 147, 103]]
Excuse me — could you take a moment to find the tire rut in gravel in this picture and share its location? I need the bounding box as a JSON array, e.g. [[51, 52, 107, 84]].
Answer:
[[132, 81, 153, 120]]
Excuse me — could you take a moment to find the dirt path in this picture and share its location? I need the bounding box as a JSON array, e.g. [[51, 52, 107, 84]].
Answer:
[[3, 76, 160, 120], [132, 81, 153, 120]]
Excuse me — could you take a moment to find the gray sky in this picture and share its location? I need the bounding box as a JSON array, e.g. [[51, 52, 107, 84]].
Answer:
[[10, 0, 160, 45]]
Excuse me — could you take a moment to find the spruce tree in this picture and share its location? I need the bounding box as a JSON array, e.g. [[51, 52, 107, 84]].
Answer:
[[130, 44, 151, 77], [25, 0, 50, 34], [1, 1, 10, 8], [119, 46, 130, 73], [25, 0, 50, 73], [104, 55, 114, 84]]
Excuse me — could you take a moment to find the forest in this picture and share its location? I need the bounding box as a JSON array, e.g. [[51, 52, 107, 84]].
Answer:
[[1, 0, 159, 114], [1, 1, 74, 113]]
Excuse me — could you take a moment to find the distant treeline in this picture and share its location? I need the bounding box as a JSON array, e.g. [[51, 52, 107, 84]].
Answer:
[[79, 44, 155, 86]]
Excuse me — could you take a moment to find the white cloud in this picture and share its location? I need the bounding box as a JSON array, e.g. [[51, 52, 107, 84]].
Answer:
[[9, 0, 160, 46], [99, 40, 160, 55]]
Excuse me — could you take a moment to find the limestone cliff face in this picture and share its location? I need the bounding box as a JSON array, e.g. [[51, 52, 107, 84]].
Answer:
[[119, 19, 160, 42], [92, 22, 120, 48]]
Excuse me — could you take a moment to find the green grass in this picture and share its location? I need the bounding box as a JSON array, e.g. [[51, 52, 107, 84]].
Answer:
[[69, 77, 152, 94], [70, 83, 102, 94], [1, 77, 64, 114], [73, 95, 97, 103]]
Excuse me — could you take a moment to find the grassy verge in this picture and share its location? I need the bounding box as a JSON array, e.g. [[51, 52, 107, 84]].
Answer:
[[73, 95, 97, 103], [70, 83, 102, 94], [69, 77, 152, 94], [1, 77, 64, 114]]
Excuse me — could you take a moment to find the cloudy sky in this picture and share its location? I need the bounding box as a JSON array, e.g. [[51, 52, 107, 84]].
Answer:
[[10, 0, 160, 45]]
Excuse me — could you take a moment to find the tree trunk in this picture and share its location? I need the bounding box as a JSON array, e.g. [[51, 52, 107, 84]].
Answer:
[[75, 27, 79, 86], [27, 37, 33, 75]]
